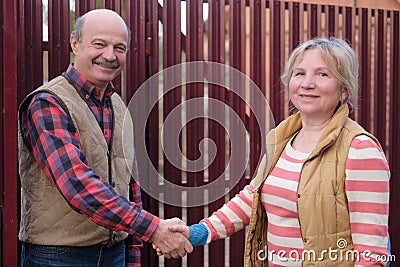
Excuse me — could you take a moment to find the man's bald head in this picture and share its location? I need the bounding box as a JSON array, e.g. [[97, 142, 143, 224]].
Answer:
[[71, 9, 131, 46]]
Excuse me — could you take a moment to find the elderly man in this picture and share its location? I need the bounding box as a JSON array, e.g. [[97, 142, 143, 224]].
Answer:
[[18, 9, 191, 266]]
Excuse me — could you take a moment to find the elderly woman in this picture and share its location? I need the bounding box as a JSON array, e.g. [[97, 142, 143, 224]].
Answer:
[[158, 37, 391, 266]]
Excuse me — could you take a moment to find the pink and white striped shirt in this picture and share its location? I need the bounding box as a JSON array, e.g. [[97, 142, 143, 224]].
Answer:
[[202, 135, 390, 267]]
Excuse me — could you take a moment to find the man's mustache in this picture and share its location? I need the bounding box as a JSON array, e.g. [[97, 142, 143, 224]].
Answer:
[[93, 59, 119, 69]]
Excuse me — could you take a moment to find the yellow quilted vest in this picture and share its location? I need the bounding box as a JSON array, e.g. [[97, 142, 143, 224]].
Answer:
[[244, 105, 381, 266]]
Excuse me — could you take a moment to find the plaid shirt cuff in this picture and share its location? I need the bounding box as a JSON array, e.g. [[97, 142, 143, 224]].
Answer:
[[132, 209, 160, 242], [126, 243, 142, 266]]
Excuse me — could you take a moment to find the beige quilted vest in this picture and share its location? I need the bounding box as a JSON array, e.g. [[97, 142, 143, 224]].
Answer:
[[18, 76, 135, 246]]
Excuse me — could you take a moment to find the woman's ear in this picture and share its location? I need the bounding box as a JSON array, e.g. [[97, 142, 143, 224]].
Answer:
[[340, 87, 349, 103]]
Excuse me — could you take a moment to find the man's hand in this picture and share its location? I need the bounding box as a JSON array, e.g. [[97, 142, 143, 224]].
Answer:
[[152, 224, 190, 256], [149, 218, 193, 259], [168, 224, 189, 237]]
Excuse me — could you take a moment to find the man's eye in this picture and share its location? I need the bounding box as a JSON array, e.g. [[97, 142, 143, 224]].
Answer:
[[115, 46, 127, 53], [94, 42, 105, 47]]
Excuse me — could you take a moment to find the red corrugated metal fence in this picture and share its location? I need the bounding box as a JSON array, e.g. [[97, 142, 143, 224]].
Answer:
[[1, 0, 399, 266]]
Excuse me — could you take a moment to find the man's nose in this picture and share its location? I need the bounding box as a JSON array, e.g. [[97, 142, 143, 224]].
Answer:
[[103, 46, 117, 61]]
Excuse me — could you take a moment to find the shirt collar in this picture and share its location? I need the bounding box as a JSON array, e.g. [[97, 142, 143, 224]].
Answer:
[[65, 64, 115, 99]]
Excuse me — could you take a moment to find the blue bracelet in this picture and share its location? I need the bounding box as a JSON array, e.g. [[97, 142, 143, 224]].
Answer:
[[188, 223, 208, 246]]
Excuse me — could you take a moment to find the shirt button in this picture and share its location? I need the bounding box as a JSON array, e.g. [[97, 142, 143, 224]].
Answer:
[[303, 238, 308, 243], [297, 193, 301, 198], [85, 94, 90, 99]]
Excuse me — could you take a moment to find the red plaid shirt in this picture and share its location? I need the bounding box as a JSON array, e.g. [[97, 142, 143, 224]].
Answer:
[[20, 64, 159, 266]]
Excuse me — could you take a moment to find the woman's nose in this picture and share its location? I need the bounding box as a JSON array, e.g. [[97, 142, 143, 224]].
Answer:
[[300, 75, 316, 89]]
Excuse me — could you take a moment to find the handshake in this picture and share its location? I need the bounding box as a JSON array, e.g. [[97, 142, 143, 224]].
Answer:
[[149, 218, 192, 259]]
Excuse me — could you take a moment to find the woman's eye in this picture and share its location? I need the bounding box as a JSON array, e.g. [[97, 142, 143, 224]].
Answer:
[[318, 72, 328, 77], [293, 72, 304, 76]]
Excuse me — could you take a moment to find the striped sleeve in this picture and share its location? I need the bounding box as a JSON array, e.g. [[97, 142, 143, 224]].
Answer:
[[345, 135, 390, 267], [201, 182, 255, 242]]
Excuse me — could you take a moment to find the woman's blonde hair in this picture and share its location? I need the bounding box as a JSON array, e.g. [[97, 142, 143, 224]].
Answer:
[[281, 37, 358, 111]]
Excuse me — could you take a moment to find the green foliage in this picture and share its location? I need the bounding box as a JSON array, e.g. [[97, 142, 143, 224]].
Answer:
[[69, 9, 75, 34]]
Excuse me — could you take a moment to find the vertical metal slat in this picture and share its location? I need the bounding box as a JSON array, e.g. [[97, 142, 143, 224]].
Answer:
[[104, 0, 120, 12], [289, 1, 304, 51], [2, 0, 18, 266], [75, 0, 96, 17], [326, 4, 339, 36], [163, 1, 182, 266], [358, 8, 372, 132], [186, 0, 205, 265], [308, 4, 321, 38], [388, 10, 400, 259], [207, 1, 226, 265], [0, 0, 3, 209], [343, 7, 356, 45], [373, 9, 388, 147], [143, 1, 160, 265], [228, 0, 247, 264], [269, 0, 285, 122], [48, 0, 70, 79], [125, 0, 146, 100], [124, 1, 159, 266], [17, 0, 43, 104], [249, 0, 266, 177]]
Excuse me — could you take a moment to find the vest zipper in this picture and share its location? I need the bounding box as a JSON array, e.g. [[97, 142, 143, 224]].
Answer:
[[296, 153, 320, 250], [108, 148, 113, 186], [106, 98, 116, 246], [108, 98, 115, 188]]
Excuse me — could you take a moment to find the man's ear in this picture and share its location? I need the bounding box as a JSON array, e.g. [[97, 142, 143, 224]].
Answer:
[[70, 35, 78, 54]]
